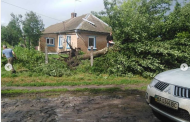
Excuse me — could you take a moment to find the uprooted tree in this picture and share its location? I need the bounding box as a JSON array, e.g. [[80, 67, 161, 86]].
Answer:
[[57, 40, 112, 68]]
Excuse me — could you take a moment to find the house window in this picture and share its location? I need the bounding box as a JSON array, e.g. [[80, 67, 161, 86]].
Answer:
[[66, 36, 71, 49], [88, 36, 96, 50], [46, 38, 55, 47], [58, 36, 64, 49]]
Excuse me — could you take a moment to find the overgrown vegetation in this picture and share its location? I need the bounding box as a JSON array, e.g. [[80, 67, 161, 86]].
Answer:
[[1, 0, 190, 86], [1, 45, 71, 77], [90, 0, 190, 77]]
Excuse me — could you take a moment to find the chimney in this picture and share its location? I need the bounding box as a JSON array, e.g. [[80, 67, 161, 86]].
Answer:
[[71, 12, 77, 18]]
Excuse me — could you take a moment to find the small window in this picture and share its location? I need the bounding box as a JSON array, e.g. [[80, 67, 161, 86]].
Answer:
[[88, 36, 96, 49], [46, 38, 54, 46], [66, 36, 71, 49]]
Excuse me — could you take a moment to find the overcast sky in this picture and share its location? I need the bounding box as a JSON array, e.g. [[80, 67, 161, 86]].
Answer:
[[1, 0, 190, 29], [1, 0, 105, 28]]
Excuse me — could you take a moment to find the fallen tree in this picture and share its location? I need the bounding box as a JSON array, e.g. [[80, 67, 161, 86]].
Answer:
[[58, 41, 113, 67]]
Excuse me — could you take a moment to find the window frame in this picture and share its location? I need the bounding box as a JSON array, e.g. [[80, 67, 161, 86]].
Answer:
[[88, 36, 97, 50], [46, 38, 55, 47], [58, 36, 64, 49], [66, 35, 71, 49]]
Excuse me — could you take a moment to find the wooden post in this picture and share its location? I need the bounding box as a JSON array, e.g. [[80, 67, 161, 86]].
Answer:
[[45, 43, 48, 64], [90, 46, 93, 67]]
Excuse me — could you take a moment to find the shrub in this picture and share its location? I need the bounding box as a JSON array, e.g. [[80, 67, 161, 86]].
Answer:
[[14, 46, 45, 70], [8, 46, 71, 77], [33, 59, 71, 77]]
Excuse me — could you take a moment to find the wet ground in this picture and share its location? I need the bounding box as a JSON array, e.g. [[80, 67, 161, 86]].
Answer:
[[1, 89, 161, 122]]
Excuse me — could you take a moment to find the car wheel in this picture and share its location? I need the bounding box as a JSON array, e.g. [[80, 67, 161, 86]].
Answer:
[[152, 109, 174, 122]]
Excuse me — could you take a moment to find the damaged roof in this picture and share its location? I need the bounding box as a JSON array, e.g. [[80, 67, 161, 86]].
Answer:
[[43, 13, 110, 34]]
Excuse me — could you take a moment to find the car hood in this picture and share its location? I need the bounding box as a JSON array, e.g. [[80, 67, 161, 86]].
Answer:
[[155, 67, 190, 87]]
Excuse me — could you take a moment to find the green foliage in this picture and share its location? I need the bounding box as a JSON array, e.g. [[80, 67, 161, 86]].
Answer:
[[162, 2, 190, 40], [76, 60, 91, 73], [91, 11, 110, 25], [14, 46, 45, 69], [91, 37, 190, 77], [34, 60, 71, 77], [1, 13, 23, 46], [88, 0, 190, 78], [22, 11, 44, 47], [1, 11, 44, 48], [7, 46, 71, 77]]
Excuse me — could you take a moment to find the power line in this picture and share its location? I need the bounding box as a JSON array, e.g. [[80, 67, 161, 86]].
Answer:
[[2, 1, 63, 22]]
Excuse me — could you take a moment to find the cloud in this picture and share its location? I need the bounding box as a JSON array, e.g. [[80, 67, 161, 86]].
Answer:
[[1, 0, 105, 28]]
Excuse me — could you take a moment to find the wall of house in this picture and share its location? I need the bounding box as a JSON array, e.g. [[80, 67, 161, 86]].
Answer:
[[39, 34, 58, 53], [39, 32, 108, 54], [39, 33, 78, 53], [65, 33, 78, 51], [57, 33, 78, 52], [77, 32, 108, 54]]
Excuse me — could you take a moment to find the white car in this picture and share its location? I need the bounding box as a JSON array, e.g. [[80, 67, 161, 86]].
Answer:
[[146, 67, 190, 122]]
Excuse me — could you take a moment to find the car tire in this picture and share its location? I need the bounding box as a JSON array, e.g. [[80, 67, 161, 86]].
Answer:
[[152, 109, 174, 122]]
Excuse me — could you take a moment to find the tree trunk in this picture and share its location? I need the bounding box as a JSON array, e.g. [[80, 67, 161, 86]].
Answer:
[[67, 47, 109, 64], [60, 40, 112, 67]]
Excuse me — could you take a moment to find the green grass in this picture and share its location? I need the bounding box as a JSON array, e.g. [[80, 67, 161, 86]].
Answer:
[[1, 87, 122, 96], [1, 88, 68, 95], [1, 74, 150, 87]]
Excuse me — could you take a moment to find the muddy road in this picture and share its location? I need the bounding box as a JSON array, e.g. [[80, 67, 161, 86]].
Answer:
[[1, 89, 161, 122]]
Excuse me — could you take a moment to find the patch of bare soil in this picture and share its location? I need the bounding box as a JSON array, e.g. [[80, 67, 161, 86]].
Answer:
[[1, 87, 161, 122]]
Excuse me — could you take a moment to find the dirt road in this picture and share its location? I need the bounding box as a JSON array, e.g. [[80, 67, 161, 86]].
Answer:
[[1, 87, 161, 122]]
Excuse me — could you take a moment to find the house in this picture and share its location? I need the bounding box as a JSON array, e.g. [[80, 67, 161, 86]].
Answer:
[[39, 13, 111, 54]]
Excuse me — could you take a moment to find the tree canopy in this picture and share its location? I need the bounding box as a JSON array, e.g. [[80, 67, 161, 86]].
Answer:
[[22, 11, 44, 48], [91, 0, 190, 77], [1, 13, 22, 46], [1, 11, 44, 49]]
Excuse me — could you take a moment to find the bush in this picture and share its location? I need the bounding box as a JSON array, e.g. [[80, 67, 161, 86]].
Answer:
[[76, 60, 91, 73], [14, 46, 45, 70], [89, 37, 190, 78], [8, 46, 71, 77], [33, 60, 71, 77]]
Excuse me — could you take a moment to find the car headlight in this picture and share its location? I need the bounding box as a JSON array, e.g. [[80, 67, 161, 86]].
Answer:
[[149, 78, 159, 88]]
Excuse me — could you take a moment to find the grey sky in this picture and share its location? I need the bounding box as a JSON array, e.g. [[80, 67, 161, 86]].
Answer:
[[1, 0, 105, 28], [1, 0, 190, 28]]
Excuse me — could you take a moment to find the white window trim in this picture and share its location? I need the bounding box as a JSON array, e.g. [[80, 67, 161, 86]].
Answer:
[[88, 36, 97, 49], [46, 38, 55, 45], [58, 35, 64, 48], [66, 35, 71, 49]]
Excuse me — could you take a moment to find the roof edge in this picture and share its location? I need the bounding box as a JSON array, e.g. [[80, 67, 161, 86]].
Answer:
[[42, 29, 109, 35], [91, 14, 109, 27]]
